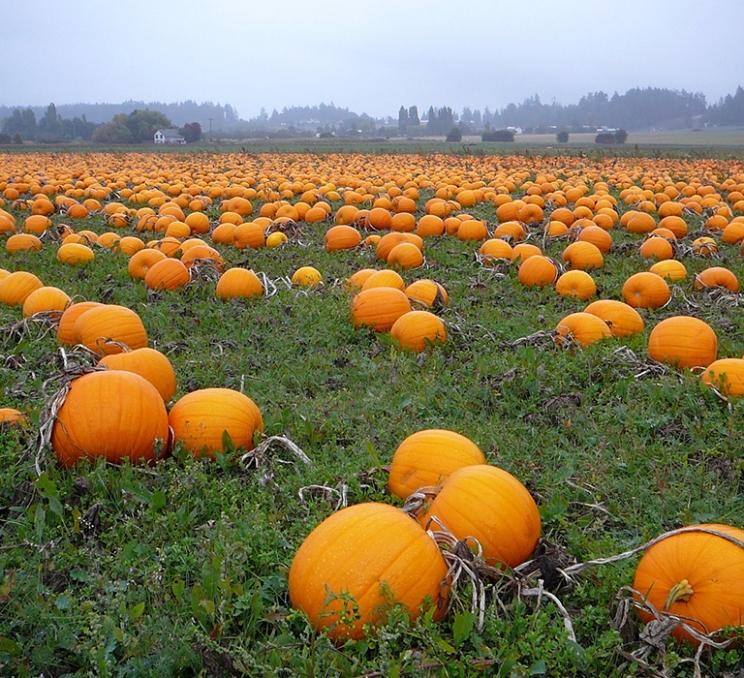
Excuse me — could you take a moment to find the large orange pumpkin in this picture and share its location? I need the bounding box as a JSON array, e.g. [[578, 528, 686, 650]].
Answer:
[[351, 288, 411, 332], [555, 270, 596, 300], [518, 256, 558, 287], [420, 464, 541, 568], [388, 429, 485, 499], [144, 258, 190, 291], [288, 503, 448, 641], [584, 300, 644, 337], [168, 388, 264, 458], [216, 268, 264, 300], [647, 316, 717, 368], [74, 305, 148, 355], [390, 311, 446, 351], [693, 267, 740, 293], [555, 312, 612, 347], [562, 241, 604, 270], [404, 280, 448, 307], [0, 271, 43, 305], [633, 524, 744, 643], [52, 371, 169, 466], [701, 358, 744, 397], [21, 286, 70, 317], [56, 301, 102, 344], [622, 272, 671, 309], [325, 225, 361, 251]]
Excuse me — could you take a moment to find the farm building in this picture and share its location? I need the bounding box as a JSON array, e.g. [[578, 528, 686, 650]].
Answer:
[[154, 128, 186, 144]]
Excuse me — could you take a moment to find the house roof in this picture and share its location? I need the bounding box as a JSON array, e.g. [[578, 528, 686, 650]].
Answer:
[[155, 128, 184, 139]]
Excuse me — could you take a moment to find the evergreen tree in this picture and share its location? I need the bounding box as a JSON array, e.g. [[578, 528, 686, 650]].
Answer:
[[398, 106, 408, 132], [408, 105, 420, 126]]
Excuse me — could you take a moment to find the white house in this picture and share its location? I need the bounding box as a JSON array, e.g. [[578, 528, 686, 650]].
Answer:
[[154, 128, 186, 145]]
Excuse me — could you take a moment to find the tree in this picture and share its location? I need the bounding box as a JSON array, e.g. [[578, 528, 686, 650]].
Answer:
[[426, 106, 436, 132], [38, 103, 63, 141], [556, 130, 569, 143], [398, 106, 408, 132], [92, 117, 134, 144], [482, 129, 514, 142], [125, 109, 172, 142], [180, 122, 202, 143], [0, 133, 10, 144], [2, 108, 36, 140], [408, 105, 420, 127]]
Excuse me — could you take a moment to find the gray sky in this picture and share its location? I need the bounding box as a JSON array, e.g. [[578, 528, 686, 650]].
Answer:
[[1, 0, 743, 118]]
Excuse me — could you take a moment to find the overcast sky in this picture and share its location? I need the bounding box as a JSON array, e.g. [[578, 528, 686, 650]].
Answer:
[[1, 0, 743, 119]]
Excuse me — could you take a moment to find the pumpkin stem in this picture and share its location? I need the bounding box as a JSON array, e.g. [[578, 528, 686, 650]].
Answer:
[[664, 579, 694, 609]]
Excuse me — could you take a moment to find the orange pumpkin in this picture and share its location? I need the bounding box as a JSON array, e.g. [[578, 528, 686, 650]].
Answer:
[[555, 312, 612, 347], [388, 429, 485, 500], [390, 310, 446, 351], [649, 259, 687, 282], [479, 238, 513, 261], [144, 258, 191, 291], [387, 242, 424, 269], [6, 233, 42, 253], [57, 243, 95, 265], [562, 241, 604, 270], [21, 286, 70, 317], [56, 302, 102, 344], [404, 280, 448, 307], [325, 225, 361, 251], [216, 268, 264, 300], [74, 304, 148, 355], [700, 358, 744, 397], [633, 524, 744, 643], [647, 316, 717, 368], [555, 270, 596, 300], [288, 503, 447, 641], [622, 272, 671, 309], [99, 348, 177, 402], [361, 269, 405, 291], [693, 267, 739, 292], [52, 371, 169, 467], [639, 236, 674, 261], [346, 268, 377, 291], [584, 300, 644, 337], [168, 388, 263, 458], [420, 464, 541, 568], [351, 288, 411, 332], [518, 256, 558, 287], [127, 249, 167, 279], [0, 271, 43, 305], [291, 266, 322, 287]]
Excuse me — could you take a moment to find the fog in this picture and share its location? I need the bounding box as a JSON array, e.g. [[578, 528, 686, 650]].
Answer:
[[1, 0, 743, 118]]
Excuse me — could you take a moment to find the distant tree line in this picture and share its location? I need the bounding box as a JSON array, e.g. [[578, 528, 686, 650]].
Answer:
[[0, 104, 97, 143]]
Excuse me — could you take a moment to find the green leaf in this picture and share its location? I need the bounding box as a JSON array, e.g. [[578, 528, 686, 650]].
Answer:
[[48, 496, 64, 519], [452, 610, 475, 645], [149, 490, 166, 512], [529, 660, 548, 675], [129, 602, 146, 622], [172, 579, 185, 599], [435, 637, 456, 655], [0, 636, 21, 656]]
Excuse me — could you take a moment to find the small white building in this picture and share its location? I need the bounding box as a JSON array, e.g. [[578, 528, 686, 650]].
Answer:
[[154, 128, 186, 144]]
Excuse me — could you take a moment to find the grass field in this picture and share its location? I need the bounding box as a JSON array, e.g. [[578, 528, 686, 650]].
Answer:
[[1, 151, 743, 676]]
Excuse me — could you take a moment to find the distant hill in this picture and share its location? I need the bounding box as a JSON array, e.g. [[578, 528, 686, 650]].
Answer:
[[0, 100, 239, 130]]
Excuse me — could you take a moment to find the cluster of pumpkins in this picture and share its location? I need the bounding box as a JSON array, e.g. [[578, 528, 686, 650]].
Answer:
[[290, 428, 744, 644], [1, 152, 744, 648]]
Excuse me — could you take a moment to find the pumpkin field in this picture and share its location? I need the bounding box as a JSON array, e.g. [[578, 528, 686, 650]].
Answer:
[[1, 149, 744, 677]]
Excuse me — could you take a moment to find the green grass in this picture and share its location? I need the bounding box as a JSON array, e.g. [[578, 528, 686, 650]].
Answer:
[[1, 175, 743, 676]]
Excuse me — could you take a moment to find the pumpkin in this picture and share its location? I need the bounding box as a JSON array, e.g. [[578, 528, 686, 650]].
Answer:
[[577, 225, 613, 252], [700, 358, 744, 397], [184, 211, 210, 233], [57, 243, 95, 265], [632, 524, 744, 643], [144, 258, 190, 291], [692, 236, 717, 257], [234, 222, 266, 249], [23, 214, 51, 234], [693, 267, 740, 292], [562, 241, 604, 270], [169, 388, 263, 458], [74, 304, 148, 355], [388, 429, 485, 500], [622, 272, 671, 309], [721, 221, 744, 245], [325, 225, 361, 251], [180, 244, 224, 271], [647, 316, 717, 368], [21, 286, 70, 317], [456, 219, 488, 241], [216, 268, 264, 300], [0, 271, 43, 305], [361, 269, 405, 291], [52, 371, 169, 467], [512, 243, 542, 262], [288, 503, 448, 641], [151, 237, 182, 257], [416, 214, 445, 237], [649, 259, 687, 282], [6, 233, 42, 253], [479, 238, 514, 261], [0, 408, 27, 426], [118, 236, 145, 256], [555, 270, 596, 300], [639, 236, 674, 261], [97, 232, 121, 249], [291, 266, 322, 287], [390, 311, 446, 352], [626, 212, 656, 234], [57, 302, 102, 344], [351, 288, 411, 332], [346, 268, 377, 291], [404, 280, 448, 307], [420, 465, 541, 568], [659, 215, 688, 238], [212, 222, 237, 245], [517, 256, 558, 287], [555, 312, 612, 347], [99, 348, 177, 402], [387, 242, 424, 269], [266, 232, 288, 248], [584, 300, 644, 337], [128, 248, 167, 279]]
